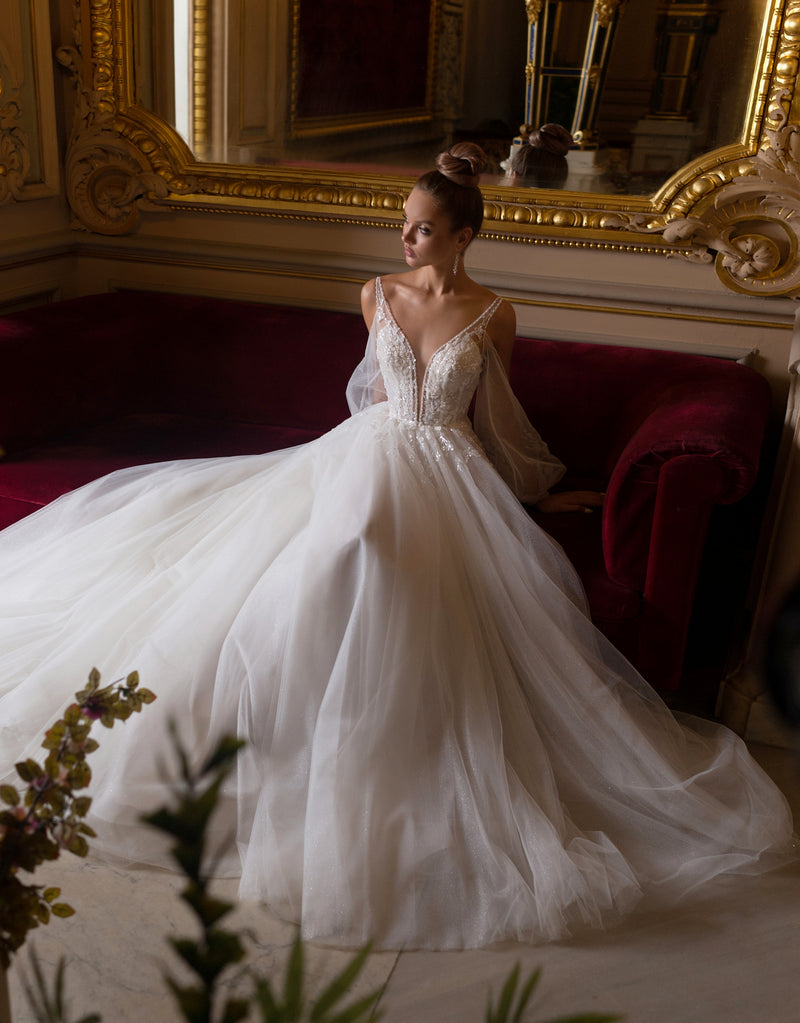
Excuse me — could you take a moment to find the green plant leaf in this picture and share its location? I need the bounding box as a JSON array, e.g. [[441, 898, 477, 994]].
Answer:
[[311, 942, 372, 1021], [45, 786, 66, 814], [15, 759, 44, 784], [17, 951, 103, 1023], [182, 883, 236, 927], [64, 704, 83, 727], [0, 784, 19, 806], [205, 927, 246, 973], [166, 976, 210, 1023], [201, 735, 246, 775], [66, 834, 90, 858], [487, 962, 520, 1023], [252, 974, 280, 1016], [140, 806, 181, 838], [2, 671, 158, 979], [170, 930, 245, 985], [511, 967, 541, 1023], [67, 762, 91, 791], [283, 935, 305, 1019], [173, 840, 206, 882], [19, 949, 61, 1020], [170, 936, 206, 977], [72, 796, 92, 818]]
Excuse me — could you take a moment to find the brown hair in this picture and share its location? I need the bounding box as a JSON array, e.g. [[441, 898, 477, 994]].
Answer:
[[509, 124, 571, 187], [414, 142, 487, 239]]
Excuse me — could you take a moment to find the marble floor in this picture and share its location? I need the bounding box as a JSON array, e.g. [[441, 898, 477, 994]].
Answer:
[[5, 742, 800, 1023]]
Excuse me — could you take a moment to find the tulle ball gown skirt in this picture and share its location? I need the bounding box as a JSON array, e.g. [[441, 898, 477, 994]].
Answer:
[[0, 402, 795, 949]]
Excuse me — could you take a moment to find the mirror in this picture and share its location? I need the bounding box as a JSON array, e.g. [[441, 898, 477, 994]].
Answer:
[[140, 0, 767, 198], [65, 0, 796, 248]]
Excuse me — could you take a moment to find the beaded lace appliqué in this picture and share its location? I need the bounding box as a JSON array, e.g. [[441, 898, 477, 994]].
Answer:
[[374, 278, 500, 429]]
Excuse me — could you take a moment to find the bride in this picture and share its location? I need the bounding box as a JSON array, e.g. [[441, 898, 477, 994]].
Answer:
[[0, 144, 795, 951]]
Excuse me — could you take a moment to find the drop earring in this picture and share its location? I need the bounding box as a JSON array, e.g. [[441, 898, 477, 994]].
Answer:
[[452, 251, 461, 276]]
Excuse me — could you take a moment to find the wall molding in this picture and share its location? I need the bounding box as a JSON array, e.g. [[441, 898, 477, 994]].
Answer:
[[0, 40, 32, 202], [0, 2, 61, 204]]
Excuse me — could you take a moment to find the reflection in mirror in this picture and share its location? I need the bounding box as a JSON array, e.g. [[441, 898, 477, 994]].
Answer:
[[505, 0, 753, 195], [519, 0, 625, 146], [139, 0, 767, 201], [504, 123, 572, 188]]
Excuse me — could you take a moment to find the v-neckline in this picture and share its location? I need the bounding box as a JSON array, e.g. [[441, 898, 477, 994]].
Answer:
[[378, 278, 498, 380]]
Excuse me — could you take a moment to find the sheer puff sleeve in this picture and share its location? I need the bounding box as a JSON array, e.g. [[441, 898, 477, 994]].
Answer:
[[346, 316, 387, 415], [473, 343, 565, 504]]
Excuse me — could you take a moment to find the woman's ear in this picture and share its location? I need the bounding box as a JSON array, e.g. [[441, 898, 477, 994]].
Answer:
[[457, 226, 474, 252]]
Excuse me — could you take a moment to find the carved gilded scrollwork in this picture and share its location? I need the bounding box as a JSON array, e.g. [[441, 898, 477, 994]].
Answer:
[[63, 124, 170, 235], [58, 1, 183, 234], [0, 52, 31, 204], [525, 1, 544, 25], [763, 0, 800, 135], [636, 93, 800, 296]]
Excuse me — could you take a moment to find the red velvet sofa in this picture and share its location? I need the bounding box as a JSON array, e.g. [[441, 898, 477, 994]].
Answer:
[[0, 291, 772, 696]]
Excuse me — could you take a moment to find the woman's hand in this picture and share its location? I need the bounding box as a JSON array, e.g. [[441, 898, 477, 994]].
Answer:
[[535, 491, 605, 514]]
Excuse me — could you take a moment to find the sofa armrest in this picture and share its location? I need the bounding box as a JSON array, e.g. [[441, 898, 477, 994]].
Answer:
[[634, 454, 727, 688], [601, 368, 771, 593]]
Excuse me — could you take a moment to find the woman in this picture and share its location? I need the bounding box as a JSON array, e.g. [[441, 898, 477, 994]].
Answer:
[[0, 144, 795, 951]]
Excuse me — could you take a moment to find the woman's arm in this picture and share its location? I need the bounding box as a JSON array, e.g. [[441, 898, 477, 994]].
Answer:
[[348, 278, 387, 411], [487, 301, 604, 514]]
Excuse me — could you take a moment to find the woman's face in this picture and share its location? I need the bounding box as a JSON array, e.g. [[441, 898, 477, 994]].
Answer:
[[402, 187, 467, 270]]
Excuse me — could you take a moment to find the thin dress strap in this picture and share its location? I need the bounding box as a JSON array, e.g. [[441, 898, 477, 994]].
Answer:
[[476, 297, 502, 348], [376, 276, 500, 347], [375, 276, 386, 311]]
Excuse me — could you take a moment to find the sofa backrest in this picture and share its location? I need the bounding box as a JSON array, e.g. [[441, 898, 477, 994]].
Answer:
[[0, 292, 769, 489], [135, 293, 366, 432], [509, 337, 764, 481], [0, 292, 365, 450]]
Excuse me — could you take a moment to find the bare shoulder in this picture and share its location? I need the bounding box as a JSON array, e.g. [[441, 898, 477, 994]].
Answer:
[[379, 270, 420, 302], [489, 297, 516, 333]]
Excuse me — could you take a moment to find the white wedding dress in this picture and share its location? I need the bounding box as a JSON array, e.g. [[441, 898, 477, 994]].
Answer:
[[0, 278, 795, 950]]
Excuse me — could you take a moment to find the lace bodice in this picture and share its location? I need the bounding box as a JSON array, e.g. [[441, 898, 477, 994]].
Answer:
[[374, 277, 500, 427], [345, 278, 566, 503]]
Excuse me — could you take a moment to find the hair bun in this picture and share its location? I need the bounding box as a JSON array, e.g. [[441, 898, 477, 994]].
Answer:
[[529, 124, 572, 158], [435, 143, 487, 187]]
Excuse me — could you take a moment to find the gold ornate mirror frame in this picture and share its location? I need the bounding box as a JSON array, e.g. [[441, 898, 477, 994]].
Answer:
[[60, 0, 800, 296]]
